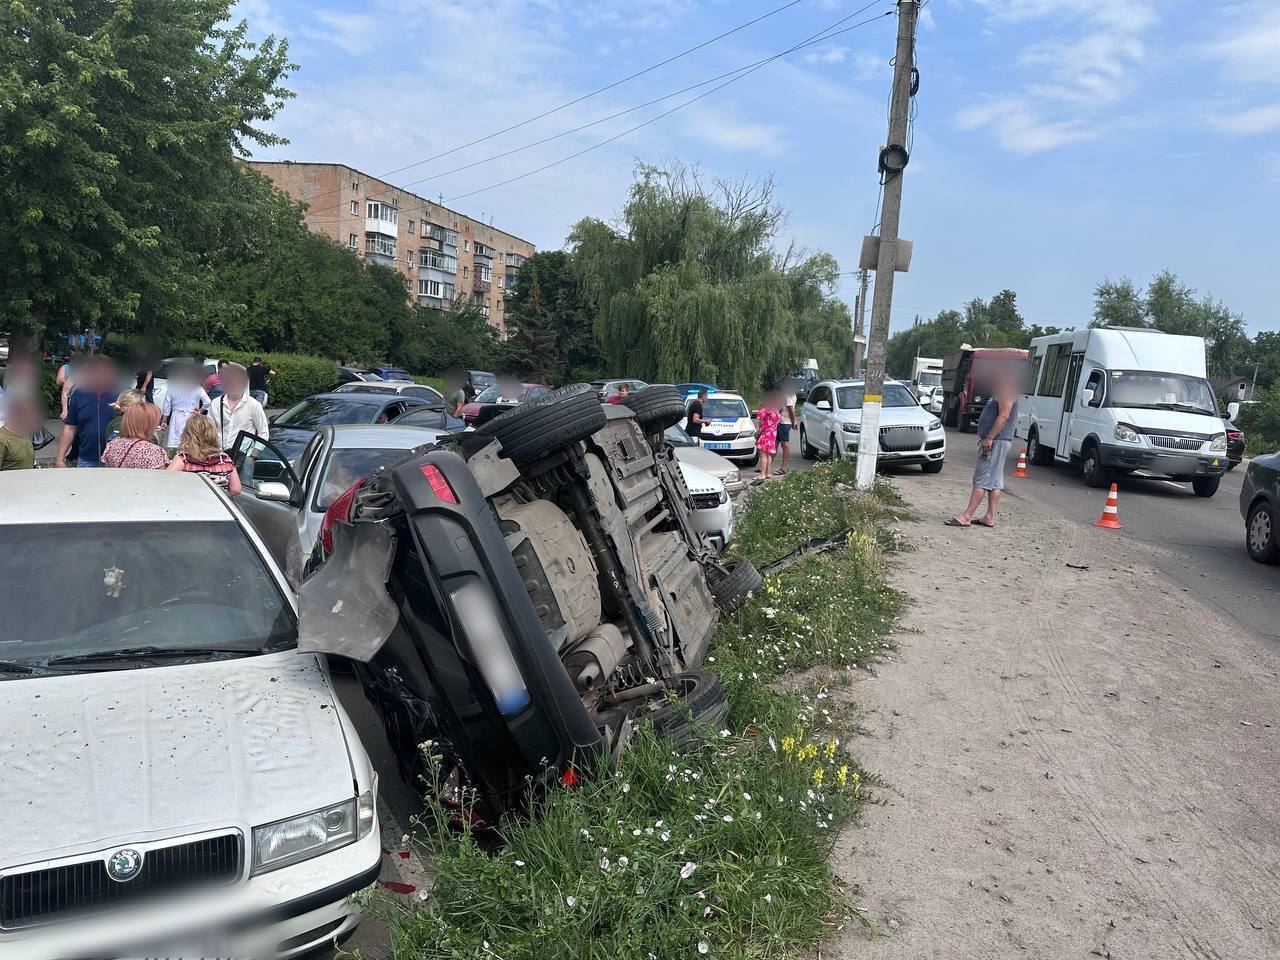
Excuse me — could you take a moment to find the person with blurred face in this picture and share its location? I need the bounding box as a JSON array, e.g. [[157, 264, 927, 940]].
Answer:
[[947, 365, 1020, 528], [161, 362, 210, 449], [0, 392, 36, 471], [206, 362, 269, 452], [102, 403, 168, 469], [56, 355, 118, 468]]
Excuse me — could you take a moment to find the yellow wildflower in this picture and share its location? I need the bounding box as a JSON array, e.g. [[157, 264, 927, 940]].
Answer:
[[836, 765, 849, 788], [825, 739, 838, 761], [781, 736, 795, 756], [812, 767, 824, 786]]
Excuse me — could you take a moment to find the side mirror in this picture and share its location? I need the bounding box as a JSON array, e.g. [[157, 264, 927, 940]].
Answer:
[[816, 400, 831, 411], [1227, 402, 1240, 420], [255, 480, 294, 502], [1082, 387, 1095, 406]]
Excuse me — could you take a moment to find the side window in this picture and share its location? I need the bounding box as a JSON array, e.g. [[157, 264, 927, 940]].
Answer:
[[1024, 354, 1043, 395], [1084, 369, 1105, 406], [528, 386, 549, 400], [1038, 344, 1068, 397], [296, 433, 324, 489], [810, 386, 828, 407]]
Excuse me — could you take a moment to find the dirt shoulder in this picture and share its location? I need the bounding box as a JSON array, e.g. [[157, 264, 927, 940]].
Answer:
[[832, 465, 1280, 959]]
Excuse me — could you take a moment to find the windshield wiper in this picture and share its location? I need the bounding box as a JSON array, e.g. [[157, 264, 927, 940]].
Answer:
[[0, 660, 38, 675], [47, 645, 259, 667]]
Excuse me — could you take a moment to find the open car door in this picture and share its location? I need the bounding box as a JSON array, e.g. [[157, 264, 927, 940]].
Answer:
[[230, 430, 304, 571]]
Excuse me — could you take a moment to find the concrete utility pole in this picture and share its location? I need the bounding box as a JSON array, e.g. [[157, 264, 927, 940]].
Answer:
[[852, 268, 869, 377], [855, 0, 919, 490]]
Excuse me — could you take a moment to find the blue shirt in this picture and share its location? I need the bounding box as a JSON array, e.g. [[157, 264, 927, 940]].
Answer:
[[976, 395, 1018, 441], [65, 389, 119, 462]]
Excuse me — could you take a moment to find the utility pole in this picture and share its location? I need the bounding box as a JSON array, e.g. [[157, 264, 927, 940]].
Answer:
[[852, 268, 869, 377], [855, 0, 919, 490]]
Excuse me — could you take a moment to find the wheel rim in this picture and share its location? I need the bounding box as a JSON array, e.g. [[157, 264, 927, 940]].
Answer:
[[1249, 510, 1271, 554], [1084, 453, 1096, 481], [1029, 434, 1038, 460]]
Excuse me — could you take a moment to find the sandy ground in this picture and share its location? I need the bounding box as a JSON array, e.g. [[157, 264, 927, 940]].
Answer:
[[831, 465, 1280, 959]]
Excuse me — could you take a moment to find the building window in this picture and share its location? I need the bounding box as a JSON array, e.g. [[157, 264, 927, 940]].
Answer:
[[365, 235, 396, 258], [418, 278, 443, 298], [463, 266, 469, 279], [404, 280, 411, 293], [407, 249, 415, 266], [463, 239, 471, 252], [407, 219, 414, 235], [479, 264, 491, 282], [366, 201, 398, 225], [350, 200, 358, 215], [443, 282, 455, 300], [445, 230, 459, 247], [421, 219, 428, 236], [480, 302, 490, 318], [347, 234, 358, 248]]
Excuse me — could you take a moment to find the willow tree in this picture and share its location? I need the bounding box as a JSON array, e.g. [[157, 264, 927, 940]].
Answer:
[[569, 162, 849, 390]]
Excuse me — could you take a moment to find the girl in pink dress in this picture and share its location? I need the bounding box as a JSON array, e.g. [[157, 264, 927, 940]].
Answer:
[[754, 392, 782, 479]]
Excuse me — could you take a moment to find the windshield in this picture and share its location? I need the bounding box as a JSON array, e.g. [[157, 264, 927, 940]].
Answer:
[[918, 372, 941, 387], [835, 383, 918, 409], [397, 407, 453, 430], [664, 425, 695, 447], [1105, 370, 1218, 415], [0, 521, 294, 671], [702, 397, 749, 419], [316, 448, 413, 510], [275, 396, 380, 429], [334, 383, 396, 395], [470, 372, 497, 390], [475, 384, 525, 403]]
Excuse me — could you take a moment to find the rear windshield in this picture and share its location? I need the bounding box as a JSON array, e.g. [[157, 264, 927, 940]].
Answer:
[[835, 384, 917, 408], [0, 521, 294, 668], [701, 398, 749, 419], [275, 396, 380, 429], [316, 448, 414, 510]]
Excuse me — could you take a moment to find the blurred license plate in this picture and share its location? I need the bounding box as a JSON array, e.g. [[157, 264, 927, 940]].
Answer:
[[704, 442, 730, 450]]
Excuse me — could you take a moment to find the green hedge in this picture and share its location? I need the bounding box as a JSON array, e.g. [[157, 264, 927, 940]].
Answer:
[[184, 342, 337, 408]]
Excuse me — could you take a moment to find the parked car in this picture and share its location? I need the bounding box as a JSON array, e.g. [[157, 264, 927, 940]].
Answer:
[[800, 379, 945, 472], [466, 370, 498, 395], [786, 365, 820, 403], [1241, 450, 1280, 563], [391, 403, 467, 433], [0, 470, 380, 959], [663, 424, 743, 495], [593, 378, 650, 402], [367, 367, 412, 381], [675, 382, 717, 398], [334, 365, 381, 388], [460, 382, 549, 426], [299, 384, 760, 819], [679, 460, 734, 550], [152, 355, 221, 411], [681, 390, 758, 467], [332, 380, 444, 404], [1224, 417, 1245, 469], [231, 423, 448, 585], [267, 392, 437, 465]]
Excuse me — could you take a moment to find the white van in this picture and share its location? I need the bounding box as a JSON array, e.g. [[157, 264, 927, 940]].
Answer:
[[1017, 328, 1228, 497]]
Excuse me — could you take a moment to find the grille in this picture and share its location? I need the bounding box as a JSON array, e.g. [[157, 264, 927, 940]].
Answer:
[[1, 832, 242, 930], [702, 430, 739, 441], [1147, 434, 1203, 451], [691, 492, 722, 510], [879, 425, 925, 452]]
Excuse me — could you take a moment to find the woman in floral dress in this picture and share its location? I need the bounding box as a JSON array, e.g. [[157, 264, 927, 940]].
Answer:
[[754, 391, 782, 480]]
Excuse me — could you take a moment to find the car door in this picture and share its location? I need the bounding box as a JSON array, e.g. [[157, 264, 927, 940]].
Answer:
[[1055, 353, 1086, 455], [810, 386, 834, 452], [230, 430, 306, 568]]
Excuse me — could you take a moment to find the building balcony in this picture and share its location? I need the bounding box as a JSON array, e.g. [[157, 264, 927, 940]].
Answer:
[[472, 277, 491, 294], [365, 216, 397, 236], [365, 234, 396, 264]]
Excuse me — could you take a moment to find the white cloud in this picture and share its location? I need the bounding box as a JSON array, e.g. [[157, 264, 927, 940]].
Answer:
[[1205, 4, 1280, 83], [303, 11, 381, 56], [803, 46, 849, 65], [681, 109, 786, 155], [1210, 101, 1280, 135], [956, 96, 1095, 153]]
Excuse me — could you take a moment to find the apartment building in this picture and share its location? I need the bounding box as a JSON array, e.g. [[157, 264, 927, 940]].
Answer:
[[246, 161, 534, 333]]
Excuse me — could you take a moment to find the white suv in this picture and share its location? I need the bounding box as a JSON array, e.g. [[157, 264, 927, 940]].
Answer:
[[684, 391, 758, 466], [0, 470, 380, 960], [800, 379, 945, 472]]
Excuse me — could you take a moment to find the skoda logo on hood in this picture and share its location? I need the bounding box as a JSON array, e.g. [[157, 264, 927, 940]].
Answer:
[[106, 847, 144, 882]]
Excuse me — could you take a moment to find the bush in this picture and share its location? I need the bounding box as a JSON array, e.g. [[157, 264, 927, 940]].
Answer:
[[184, 342, 336, 408], [1237, 387, 1280, 458]]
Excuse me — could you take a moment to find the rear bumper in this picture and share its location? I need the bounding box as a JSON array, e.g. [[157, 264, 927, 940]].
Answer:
[[1098, 442, 1227, 478]]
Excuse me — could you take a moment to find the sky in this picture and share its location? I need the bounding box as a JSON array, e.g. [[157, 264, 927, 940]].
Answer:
[[236, 0, 1279, 337]]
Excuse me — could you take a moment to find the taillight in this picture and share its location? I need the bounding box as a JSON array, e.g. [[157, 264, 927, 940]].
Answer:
[[421, 463, 458, 504], [319, 479, 365, 553], [1228, 431, 1243, 441]]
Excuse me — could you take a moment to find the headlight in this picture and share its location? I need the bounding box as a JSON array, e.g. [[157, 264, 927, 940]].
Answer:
[[724, 468, 740, 484], [1113, 423, 1140, 444], [717, 489, 728, 505], [1209, 434, 1227, 452], [927, 417, 942, 431], [252, 791, 375, 874], [841, 422, 861, 433], [741, 425, 756, 438]]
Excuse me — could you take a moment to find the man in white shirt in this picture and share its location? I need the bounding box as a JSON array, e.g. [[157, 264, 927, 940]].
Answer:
[[206, 362, 269, 452], [778, 379, 798, 475]]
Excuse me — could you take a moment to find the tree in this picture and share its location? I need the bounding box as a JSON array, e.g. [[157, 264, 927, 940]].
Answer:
[[0, 0, 293, 353], [1092, 278, 1146, 329], [504, 250, 603, 383]]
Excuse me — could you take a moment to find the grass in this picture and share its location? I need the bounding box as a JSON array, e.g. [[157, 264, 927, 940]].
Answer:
[[368, 464, 908, 960]]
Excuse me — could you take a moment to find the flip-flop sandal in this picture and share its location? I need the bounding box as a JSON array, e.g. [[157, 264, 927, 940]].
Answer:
[[972, 518, 996, 528], [943, 518, 971, 527]]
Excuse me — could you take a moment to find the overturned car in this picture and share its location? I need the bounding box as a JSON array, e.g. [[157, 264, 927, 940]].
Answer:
[[297, 384, 762, 817]]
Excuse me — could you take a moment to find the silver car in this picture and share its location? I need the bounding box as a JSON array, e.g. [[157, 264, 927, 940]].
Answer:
[[231, 423, 446, 584], [664, 425, 744, 495]]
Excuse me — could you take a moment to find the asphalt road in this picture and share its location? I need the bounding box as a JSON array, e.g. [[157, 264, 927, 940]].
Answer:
[[939, 429, 1279, 643]]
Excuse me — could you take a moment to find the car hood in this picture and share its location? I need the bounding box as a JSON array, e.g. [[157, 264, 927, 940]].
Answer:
[[677, 460, 723, 496], [838, 405, 935, 427], [1108, 407, 1225, 435], [674, 445, 737, 480], [0, 651, 353, 867]]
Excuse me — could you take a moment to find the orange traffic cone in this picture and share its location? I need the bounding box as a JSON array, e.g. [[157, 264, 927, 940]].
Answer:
[[1014, 449, 1029, 478], [1094, 483, 1122, 530]]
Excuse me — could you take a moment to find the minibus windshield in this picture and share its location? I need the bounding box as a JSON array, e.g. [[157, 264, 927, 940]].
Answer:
[[1105, 371, 1217, 416]]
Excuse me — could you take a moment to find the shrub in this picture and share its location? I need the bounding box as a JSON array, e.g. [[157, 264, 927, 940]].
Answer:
[[1237, 387, 1280, 458], [184, 342, 336, 408]]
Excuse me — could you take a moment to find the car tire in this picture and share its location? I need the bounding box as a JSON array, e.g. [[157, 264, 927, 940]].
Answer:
[[1246, 500, 1280, 563], [708, 558, 762, 614], [1081, 443, 1108, 488], [1027, 429, 1054, 466], [801, 426, 817, 460], [921, 459, 944, 474], [829, 434, 840, 460], [622, 385, 687, 433], [1192, 476, 1220, 498], [646, 670, 729, 746], [479, 383, 606, 466]]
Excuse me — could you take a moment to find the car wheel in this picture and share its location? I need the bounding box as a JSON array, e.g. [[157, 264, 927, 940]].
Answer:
[[479, 383, 606, 467], [921, 459, 944, 474], [801, 426, 817, 460], [829, 433, 839, 460], [1191, 476, 1220, 498], [1246, 500, 1280, 563], [708, 559, 763, 614], [622, 385, 687, 435], [1081, 443, 1108, 488], [1028, 429, 1054, 466], [645, 670, 729, 746]]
